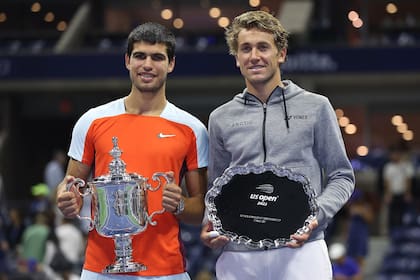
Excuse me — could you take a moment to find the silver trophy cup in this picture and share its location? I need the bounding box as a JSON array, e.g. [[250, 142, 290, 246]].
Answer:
[[66, 136, 172, 273]]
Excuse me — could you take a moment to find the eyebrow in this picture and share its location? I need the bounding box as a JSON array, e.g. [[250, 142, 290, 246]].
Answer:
[[132, 50, 166, 56]]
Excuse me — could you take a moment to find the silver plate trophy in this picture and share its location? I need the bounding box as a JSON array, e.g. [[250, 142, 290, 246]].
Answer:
[[67, 136, 172, 273], [205, 162, 319, 249]]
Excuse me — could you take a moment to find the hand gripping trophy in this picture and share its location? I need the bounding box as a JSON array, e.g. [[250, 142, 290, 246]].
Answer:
[[67, 136, 172, 273]]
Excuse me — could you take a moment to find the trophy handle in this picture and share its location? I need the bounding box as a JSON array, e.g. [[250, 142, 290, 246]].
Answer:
[[65, 178, 94, 230], [149, 172, 173, 191], [147, 172, 174, 225]]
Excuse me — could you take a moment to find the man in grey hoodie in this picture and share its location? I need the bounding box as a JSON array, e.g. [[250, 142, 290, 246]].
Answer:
[[200, 10, 355, 280]]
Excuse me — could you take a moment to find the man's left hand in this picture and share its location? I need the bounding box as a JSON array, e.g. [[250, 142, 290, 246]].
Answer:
[[287, 217, 318, 248]]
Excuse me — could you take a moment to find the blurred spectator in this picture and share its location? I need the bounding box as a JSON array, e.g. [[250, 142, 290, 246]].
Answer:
[[329, 242, 362, 280], [180, 223, 220, 279], [1, 207, 26, 277], [383, 144, 415, 233], [55, 218, 85, 274], [4, 207, 26, 253], [27, 183, 51, 225], [0, 214, 10, 280], [44, 149, 67, 227], [44, 219, 76, 280], [195, 269, 215, 280], [19, 212, 50, 266], [0, 175, 7, 279], [345, 188, 374, 273], [44, 149, 66, 200], [0, 174, 4, 208]]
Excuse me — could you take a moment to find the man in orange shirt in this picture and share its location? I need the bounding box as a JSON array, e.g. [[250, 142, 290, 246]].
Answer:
[[56, 22, 209, 280]]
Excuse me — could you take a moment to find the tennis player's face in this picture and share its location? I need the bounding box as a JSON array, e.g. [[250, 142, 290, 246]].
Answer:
[[235, 28, 286, 87], [125, 41, 175, 94]]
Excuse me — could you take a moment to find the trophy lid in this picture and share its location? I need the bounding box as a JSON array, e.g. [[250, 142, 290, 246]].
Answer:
[[109, 136, 127, 179]]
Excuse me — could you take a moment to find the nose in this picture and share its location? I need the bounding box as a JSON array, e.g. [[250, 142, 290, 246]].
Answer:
[[250, 47, 260, 61], [142, 56, 153, 69]]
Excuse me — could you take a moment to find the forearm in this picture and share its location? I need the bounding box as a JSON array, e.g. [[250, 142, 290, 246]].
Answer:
[[176, 194, 205, 225]]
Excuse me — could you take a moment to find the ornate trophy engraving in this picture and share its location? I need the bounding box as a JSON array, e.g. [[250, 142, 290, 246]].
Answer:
[[205, 162, 318, 249], [67, 137, 172, 273]]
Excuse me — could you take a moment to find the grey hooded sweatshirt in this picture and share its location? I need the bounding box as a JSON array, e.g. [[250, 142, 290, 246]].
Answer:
[[207, 80, 355, 250]]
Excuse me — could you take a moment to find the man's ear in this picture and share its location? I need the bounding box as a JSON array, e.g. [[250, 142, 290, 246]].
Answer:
[[125, 53, 130, 70], [168, 56, 176, 73], [278, 48, 287, 64], [235, 56, 240, 68]]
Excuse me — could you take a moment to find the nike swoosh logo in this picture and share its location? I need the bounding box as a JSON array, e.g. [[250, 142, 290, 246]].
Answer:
[[157, 132, 176, 138]]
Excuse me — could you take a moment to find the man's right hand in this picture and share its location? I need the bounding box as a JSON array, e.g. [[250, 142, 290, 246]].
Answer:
[[200, 222, 230, 249], [56, 175, 83, 218]]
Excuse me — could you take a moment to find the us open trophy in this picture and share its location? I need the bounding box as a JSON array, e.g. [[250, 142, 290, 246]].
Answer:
[[205, 162, 319, 249], [67, 136, 172, 273]]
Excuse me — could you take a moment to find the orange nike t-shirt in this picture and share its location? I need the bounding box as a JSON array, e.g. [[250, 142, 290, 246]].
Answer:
[[68, 98, 209, 276]]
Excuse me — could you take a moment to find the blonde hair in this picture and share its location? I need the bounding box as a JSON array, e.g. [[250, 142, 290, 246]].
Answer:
[[225, 10, 289, 56]]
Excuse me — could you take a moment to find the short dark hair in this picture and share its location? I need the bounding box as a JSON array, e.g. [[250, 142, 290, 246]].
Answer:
[[126, 22, 176, 62]]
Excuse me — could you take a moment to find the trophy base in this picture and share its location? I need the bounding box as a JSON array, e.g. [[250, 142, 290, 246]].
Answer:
[[103, 262, 146, 273]]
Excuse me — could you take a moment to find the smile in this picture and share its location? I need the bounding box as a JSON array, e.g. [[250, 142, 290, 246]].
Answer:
[[249, 65, 264, 70], [139, 73, 155, 82]]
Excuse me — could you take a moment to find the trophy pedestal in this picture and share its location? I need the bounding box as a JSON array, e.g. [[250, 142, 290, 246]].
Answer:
[[103, 234, 147, 273]]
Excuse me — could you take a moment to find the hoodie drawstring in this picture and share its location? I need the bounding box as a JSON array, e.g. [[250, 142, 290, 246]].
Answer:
[[281, 88, 290, 129]]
